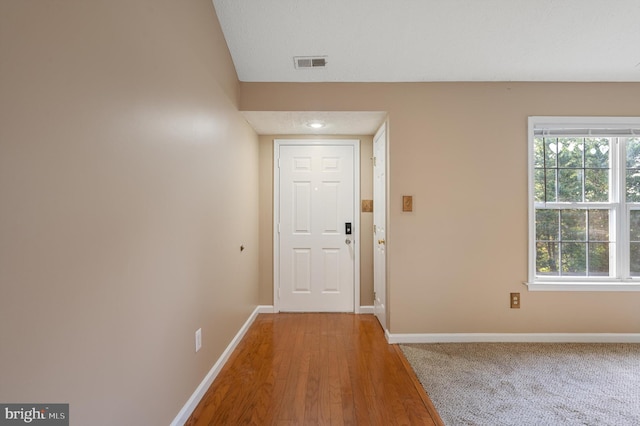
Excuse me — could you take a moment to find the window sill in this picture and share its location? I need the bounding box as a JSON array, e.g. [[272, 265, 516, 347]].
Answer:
[[525, 282, 640, 292]]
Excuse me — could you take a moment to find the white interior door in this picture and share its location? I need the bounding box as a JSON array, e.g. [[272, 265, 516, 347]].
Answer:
[[275, 140, 359, 312], [373, 124, 387, 329]]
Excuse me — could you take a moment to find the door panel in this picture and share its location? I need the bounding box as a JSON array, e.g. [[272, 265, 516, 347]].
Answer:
[[277, 143, 356, 312], [373, 124, 387, 329]]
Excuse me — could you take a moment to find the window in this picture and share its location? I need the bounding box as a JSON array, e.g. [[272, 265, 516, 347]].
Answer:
[[528, 117, 640, 291]]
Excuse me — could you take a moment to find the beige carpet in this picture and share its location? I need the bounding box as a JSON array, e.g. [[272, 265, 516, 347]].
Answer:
[[400, 342, 640, 426]]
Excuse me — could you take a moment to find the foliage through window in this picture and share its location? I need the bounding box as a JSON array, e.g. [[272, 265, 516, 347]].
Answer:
[[528, 117, 640, 289]]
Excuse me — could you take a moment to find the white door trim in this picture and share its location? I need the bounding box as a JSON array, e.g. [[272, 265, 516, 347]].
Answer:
[[274, 139, 360, 313]]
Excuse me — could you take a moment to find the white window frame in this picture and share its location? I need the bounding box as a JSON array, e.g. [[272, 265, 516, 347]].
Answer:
[[527, 116, 640, 291]]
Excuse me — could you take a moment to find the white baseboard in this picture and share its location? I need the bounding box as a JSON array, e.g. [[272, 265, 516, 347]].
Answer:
[[387, 333, 640, 344], [265, 306, 374, 314], [170, 305, 266, 426], [359, 305, 374, 314], [256, 305, 275, 314]]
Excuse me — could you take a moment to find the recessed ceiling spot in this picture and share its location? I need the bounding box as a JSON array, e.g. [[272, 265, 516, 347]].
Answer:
[[294, 56, 328, 69], [307, 121, 325, 129]]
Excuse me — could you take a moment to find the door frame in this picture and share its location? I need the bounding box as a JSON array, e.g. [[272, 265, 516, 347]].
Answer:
[[273, 139, 361, 313]]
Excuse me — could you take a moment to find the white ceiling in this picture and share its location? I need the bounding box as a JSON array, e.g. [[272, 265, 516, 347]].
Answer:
[[213, 0, 640, 83], [214, 0, 640, 135]]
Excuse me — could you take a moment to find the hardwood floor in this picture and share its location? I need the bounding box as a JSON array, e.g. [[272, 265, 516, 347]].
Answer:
[[186, 313, 443, 425]]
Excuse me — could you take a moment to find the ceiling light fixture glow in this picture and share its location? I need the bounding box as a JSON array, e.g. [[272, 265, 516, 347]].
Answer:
[[307, 121, 325, 129]]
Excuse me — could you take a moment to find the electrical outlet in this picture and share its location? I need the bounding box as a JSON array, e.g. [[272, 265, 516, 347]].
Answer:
[[195, 328, 202, 352], [510, 293, 520, 309]]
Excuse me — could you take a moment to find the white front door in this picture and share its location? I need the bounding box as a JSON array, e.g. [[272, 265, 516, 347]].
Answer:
[[373, 124, 387, 329], [275, 140, 359, 312]]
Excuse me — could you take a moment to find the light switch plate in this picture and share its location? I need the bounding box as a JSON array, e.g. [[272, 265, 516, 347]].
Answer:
[[403, 195, 413, 212]]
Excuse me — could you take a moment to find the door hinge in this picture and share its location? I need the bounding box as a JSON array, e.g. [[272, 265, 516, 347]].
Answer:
[[373, 224, 377, 234], [278, 223, 281, 234], [373, 156, 377, 167]]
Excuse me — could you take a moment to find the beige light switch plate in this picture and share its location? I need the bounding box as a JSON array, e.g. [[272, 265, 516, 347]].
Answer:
[[361, 200, 373, 212], [403, 195, 413, 212]]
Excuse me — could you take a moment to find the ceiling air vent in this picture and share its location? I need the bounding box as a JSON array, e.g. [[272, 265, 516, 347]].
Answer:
[[294, 56, 328, 69]]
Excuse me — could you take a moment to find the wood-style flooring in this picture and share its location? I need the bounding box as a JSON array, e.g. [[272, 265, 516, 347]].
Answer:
[[186, 313, 443, 425]]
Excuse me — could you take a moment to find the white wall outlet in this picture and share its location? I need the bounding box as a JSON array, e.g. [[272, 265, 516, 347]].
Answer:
[[195, 328, 202, 352]]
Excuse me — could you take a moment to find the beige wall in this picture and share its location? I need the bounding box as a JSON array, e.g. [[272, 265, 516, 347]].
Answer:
[[242, 82, 640, 334], [0, 1, 259, 425], [2, 1, 639, 422], [258, 135, 374, 307]]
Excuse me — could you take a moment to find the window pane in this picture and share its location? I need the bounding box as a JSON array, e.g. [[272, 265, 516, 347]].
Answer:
[[534, 169, 545, 202], [630, 243, 640, 277], [544, 138, 557, 168], [585, 169, 609, 202], [626, 170, 640, 202], [560, 210, 586, 241], [588, 243, 609, 276], [536, 209, 611, 277], [626, 137, 640, 169], [584, 138, 610, 168], [630, 210, 640, 241], [536, 242, 559, 275], [545, 169, 557, 202], [631, 205, 640, 276], [558, 169, 583, 202], [588, 210, 609, 241], [557, 138, 583, 168], [561, 242, 587, 275], [626, 138, 640, 202], [536, 210, 559, 241], [534, 138, 545, 168]]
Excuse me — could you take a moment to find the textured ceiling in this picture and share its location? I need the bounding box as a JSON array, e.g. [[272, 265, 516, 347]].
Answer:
[[213, 0, 640, 83]]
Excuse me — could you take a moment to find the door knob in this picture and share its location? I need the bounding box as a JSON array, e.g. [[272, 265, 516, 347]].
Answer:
[[378, 239, 386, 245], [345, 238, 352, 245]]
